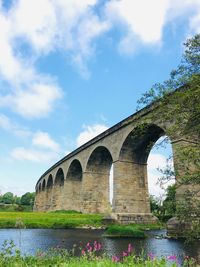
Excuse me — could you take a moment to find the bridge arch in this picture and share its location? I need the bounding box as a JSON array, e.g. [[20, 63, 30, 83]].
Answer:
[[47, 174, 53, 188], [82, 146, 113, 213], [62, 159, 83, 211], [42, 179, 46, 191], [66, 159, 82, 181], [119, 123, 166, 163], [52, 168, 65, 210], [54, 168, 64, 186], [45, 174, 53, 210], [86, 146, 113, 173], [112, 123, 168, 214], [38, 183, 41, 192]]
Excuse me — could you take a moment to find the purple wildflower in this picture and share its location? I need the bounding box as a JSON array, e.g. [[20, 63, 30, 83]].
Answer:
[[112, 255, 120, 262]]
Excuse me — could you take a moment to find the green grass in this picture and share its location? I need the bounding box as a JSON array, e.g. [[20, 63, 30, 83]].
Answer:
[[0, 212, 103, 228], [0, 257, 182, 267], [0, 240, 193, 267], [0, 204, 32, 212], [104, 223, 164, 238], [105, 225, 146, 238]]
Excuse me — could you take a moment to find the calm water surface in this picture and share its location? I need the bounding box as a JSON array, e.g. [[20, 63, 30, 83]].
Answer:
[[0, 229, 199, 263]]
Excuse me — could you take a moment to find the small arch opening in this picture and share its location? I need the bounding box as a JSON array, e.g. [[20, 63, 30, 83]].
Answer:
[[47, 174, 53, 189], [55, 168, 64, 186], [38, 183, 41, 192], [42, 179, 46, 191], [66, 160, 82, 181]]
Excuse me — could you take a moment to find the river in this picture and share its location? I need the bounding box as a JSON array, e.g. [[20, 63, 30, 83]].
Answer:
[[0, 229, 199, 263]]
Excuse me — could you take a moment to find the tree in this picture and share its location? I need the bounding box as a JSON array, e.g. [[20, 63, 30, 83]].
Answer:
[[162, 185, 176, 217], [137, 34, 200, 238], [21, 192, 35, 206], [2, 192, 14, 204]]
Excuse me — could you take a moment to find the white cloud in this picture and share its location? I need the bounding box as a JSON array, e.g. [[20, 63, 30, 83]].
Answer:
[[11, 147, 59, 163], [0, 113, 31, 137], [147, 153, 167, 171], [105, 0, 200, 54], [76, 124, 108, 147], [0, 0, 199, 119], [11, 0, 57, 54], [32, 131, 60, 152], [148, 171, 174, 198], [147, 153, 174, 197]]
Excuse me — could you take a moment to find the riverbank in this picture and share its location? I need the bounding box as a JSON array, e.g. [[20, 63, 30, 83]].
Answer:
[[0, 211, 164, 232], [0, 212, 103, 228]]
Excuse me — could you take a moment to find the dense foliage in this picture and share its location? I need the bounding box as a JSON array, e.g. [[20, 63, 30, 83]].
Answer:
[[0, 192, 35, 210], [138, 34, 200, 238], [150, 185, 176, 222]]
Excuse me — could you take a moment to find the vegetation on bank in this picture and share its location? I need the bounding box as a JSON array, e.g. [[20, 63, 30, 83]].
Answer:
[[0, 212, 103, 229], [0, 192, 35, 206], [104, 224, 163, 238], [105, 225, 146, 238], [137, 34, 200, 240], [0, 240, 197, 267]]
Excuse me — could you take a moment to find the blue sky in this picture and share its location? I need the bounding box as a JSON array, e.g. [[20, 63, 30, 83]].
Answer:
[[0, 0, 199, 197]]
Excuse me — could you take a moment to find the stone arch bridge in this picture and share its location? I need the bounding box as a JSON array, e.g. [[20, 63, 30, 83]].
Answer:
[[34, 93, 196, 223]]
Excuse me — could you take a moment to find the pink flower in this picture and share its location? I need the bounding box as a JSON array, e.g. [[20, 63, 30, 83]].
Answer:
[[88, 246, 92, 252], [148, 253, 155, 260], [122, 251, 128, 257], [127, 243, 133, 254], [112, 255, 120, 262], [167, 255, 177, 261], [81, 249, 85, 255]]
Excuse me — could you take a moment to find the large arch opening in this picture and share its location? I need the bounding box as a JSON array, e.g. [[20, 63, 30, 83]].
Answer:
[[53, 168, 64, 210], [147, 135, 175, 216], [119, 124, 165, 163], [113, 123, 170, 214], [84, 146, 113, 213], [64, 160, 83, 211]]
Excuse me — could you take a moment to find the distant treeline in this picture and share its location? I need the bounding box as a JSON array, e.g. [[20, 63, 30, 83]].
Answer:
[[0, 192, 35, 206]]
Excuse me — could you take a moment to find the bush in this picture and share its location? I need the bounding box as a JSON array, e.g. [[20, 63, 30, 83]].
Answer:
[[105, 225, 146, 238]]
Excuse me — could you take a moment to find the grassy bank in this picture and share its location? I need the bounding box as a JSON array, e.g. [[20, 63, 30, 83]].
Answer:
[[0, 204, 32, 212], [105, 223, 163, 238], [0, 212, 103, 228]]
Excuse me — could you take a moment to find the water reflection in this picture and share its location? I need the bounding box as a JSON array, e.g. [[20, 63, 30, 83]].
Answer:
[[0, 229, 199, 262]]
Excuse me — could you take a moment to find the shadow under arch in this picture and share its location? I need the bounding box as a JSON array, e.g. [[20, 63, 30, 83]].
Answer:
[[53, 168, 65, 210], [119, 123, 166, 164], [42, 179, 46, 191], [55, 168, 64, 186], [45, 174, 53, 211], [38, 183, 42, 193], [63, 159, 83, 212], [112, 123, 168, 217], [67, 159, 82, 181], [47, 174, 53, 188], [83, 146, 113, 213], [86, 146, 113, 173]]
